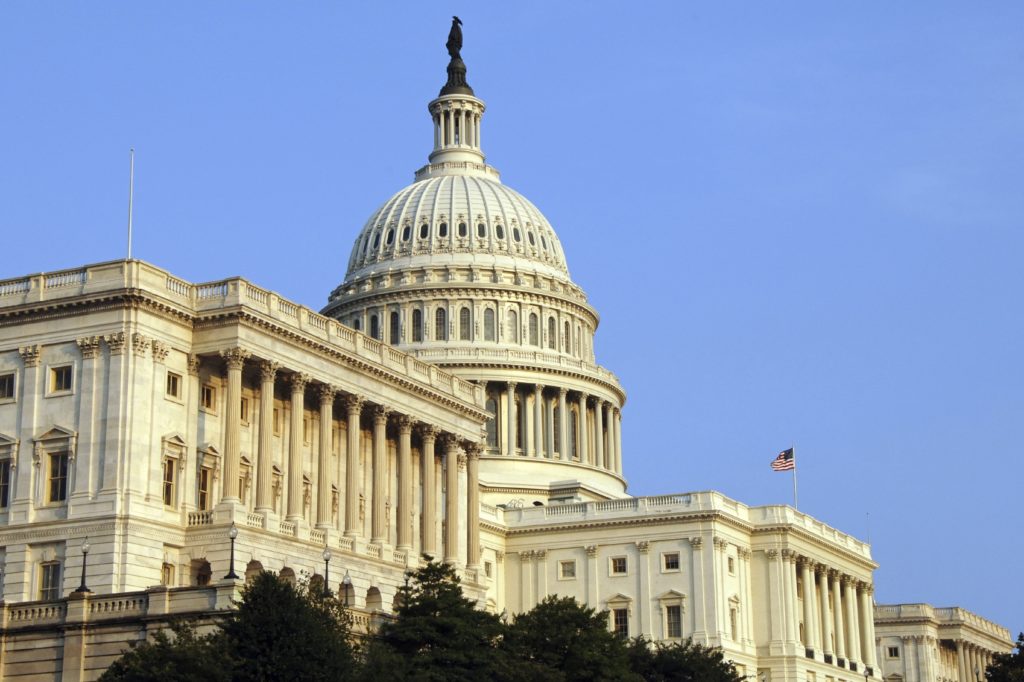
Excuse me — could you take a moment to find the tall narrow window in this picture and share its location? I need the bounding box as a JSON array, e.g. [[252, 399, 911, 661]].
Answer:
[[564, 321, 570, 352], [485, 395, 498, 447], [667, 605, 682, 638], [48, 452, 69, 503], [412, 309, 423, 342], [507, 310, 519, 343], [547, 317, 556, 350], [0, 459, 11, 507], [529, 313, 539, 346], [198, 468, 212, 510], [553, 410, 561, 456], [369, 314, 380, 340], [435, 308, 448, 341], [459, 307, 471, 341], [163, 458, 176, 507], [390, 311, 401, 345], [515, 396, 525, 451], [484, 309, 496, 341], [612, 608, 628, 636], [39, 562, 61, 601], [570, 411, 579, 459]]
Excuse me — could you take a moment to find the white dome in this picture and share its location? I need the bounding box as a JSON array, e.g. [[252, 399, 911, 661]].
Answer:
[[344, 173, 570, 283]]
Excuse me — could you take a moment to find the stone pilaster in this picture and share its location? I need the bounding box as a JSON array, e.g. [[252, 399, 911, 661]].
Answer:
[[343, 395, 363, 537], [220, 347, 249, 503], [254, 361, 278, 513], [316, 384, 336, 529], [370, 405, 390, 545], [396, 415, 414, 551], [418, 424, 439, 556]]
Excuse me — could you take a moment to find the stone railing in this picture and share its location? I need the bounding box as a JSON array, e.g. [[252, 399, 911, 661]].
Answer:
[[0, 259, 485, 411], [187, 510, 214, 527]]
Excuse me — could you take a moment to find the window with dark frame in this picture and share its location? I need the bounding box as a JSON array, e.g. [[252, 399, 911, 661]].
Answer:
[[48, 452, 69, 503], [612, 608, 628, 636], [666, 604, 682, 638], [611, 556, 627, 575], [0, 459, 11, 507], [201, 385, 216, 411], [51, 365, 72, 392], [0, 372, 14, 399], [198, 467, 211, 510], [163, 458, 176, 507], [166, 371, 181, 399], [39, 561, 61, 601], [663, 552, 680, 571]]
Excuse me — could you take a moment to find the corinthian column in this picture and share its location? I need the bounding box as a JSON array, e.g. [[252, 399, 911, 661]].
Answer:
[[533, 384, 544, 457], [594, 399, 604, 468], [371, 405, 390, 545], [843, 576, 861, 664], [396, 415, 414, 551], [505, 382, 517, 455], [255, 361, 278, 512], [465, 440, 482, 569], [577, 392, 589, 463], [831, 570, 846, 662], [286, 373, 309, 521], [343, 395, 363, 537], [818, 566, 834, 659], [442, 434, 460, 564], [316, 384, 336, 529], [558, 388, 569, 460], [220, 348, 249, 503], [419, 425, 439, 556], [800, 558, 817, 652]]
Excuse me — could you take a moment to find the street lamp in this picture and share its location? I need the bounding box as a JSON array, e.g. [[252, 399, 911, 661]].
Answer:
[[975, 664, 981, 681], [76, 537, 91, 593], [224, 523, 239, 580], [341, 569, 352, 607], [322, 546, 332, 596], [864, 668, 870, 681]]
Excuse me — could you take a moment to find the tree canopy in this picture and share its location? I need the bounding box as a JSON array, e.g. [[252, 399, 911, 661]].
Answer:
[[987, 633, 1024, 682]]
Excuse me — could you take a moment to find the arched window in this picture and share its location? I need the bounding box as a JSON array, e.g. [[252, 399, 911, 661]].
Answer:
[[385, 229, 395, 246], [496, 224, 505, 240], [507, 310, 519, 343], [402, 225, 411, 242], [553, 408, 561, 456], [389, 311, 400, 345], [412, 309, 423, 342], [547, 317, 556, 350], [419, 223, 429, 239], [529, 313, 539, 346], [439, 222, 448, 238], [353, 317, 361, 332], [435, 308, 447, 341], [564, 321, 570, 352], [570, 410, 579, 460], [477, 222, 487, 238], [458, 222, 468, 238], [369, 314, 380, 340], [459, 307, 471, 341], [484, 309, 496, 341], [485, 394, 498, 447]]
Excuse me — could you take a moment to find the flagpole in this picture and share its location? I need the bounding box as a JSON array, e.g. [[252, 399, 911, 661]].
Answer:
[[792, 444, 798, 510], [127, 148, 135, 260]]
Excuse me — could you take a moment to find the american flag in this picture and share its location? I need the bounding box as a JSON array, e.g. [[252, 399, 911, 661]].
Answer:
[[771, 448, 795, 471]]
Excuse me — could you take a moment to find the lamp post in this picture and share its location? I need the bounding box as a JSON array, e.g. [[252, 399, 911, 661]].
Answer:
[[341, 569, 352, 607], [864, 668, 870, 681], [975, 664, 981, 681], [76, 537, 91, 593], [322, 546, 332, 596], [224, 523, 239, 580]]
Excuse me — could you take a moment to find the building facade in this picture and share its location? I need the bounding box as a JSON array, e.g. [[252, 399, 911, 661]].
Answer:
[[0, 27, 1011, 682]]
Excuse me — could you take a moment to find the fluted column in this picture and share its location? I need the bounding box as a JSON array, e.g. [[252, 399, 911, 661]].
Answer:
[[800, 558, 817, 652], [371, 405, 390, 545], [533, 385, 544, 457], [577, 392, 589, 463], [605, 403, 615, 470], [844, 576, 861, 664], [594, 398, 605, 468], [858, 585, 876, 669], [818, 566, 834, 658], [220, 348, 249, 502], [615, 408, 623, 473], [505, 382, 517, 455], [419, 425, 439, 556], [557, 388, 569, 460], [465, 441, 482, 569], [396, 415, 414, 551], [957, 641, 967, 682], [316, 384, 336, 529], [831, 570, 846, 662], [343, 395, 363, 537], [255, 361, 278, 512], [286, 373, 309, 521], [442, 435, 460, 564]]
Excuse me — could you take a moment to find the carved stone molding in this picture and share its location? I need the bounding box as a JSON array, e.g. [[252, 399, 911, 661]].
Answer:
[[713, 537, 729, 551], [105, 332, 127, 355], [318, 383, 337, 404], [766, 549, 779, 559], [258, 360, 280, 383], [371, 404, 390, 423], [457, 453, 467, 470], [19, 345, 41, 367], [636, 540, 650, 554], [288, 372, 311, 393], [585, 545, 599, 557], [131, 333, 151, 357], [76, 336, 101, 359], [397, 414, 415, 432], [416, 423, 440, 441], [495, 550, 504, 563], [463, 440, 484, 458], [220, 346, 249, 369], [534, 549, 547, 560], [688, 537, 704, 550], [150, 340, 170, 363], [342, 394, 364, 414], [187, 353, 201, 376]]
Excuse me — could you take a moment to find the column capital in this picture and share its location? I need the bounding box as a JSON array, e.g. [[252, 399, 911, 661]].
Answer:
[[438, 433, 459, 452], [318, 383, 337, 404], [259, 360, 280, 382], [464, 440, 484, 458], [19, 344, 42, 367], [713, 536, 729, 551], [533, 383, 543, 394], [105, 332, 127, 355], [689, 537, 704, 550], [342, 394, 364, 413], [151, 340, 170, 363], [398, 414, 415, 433], [288, 372, 311, 393], [766, 548, 779, 559], [738, 547, 752, 560], [76, 337, 101, 359], [585, 545, 599, 557], [507, 381, 518, 391], [220, 346, 250, 369], [371, 404, 391, 424], [457, 453, 468, 470], [636, 540, 651, 554], [841, 574, 855, 586], [557, 386, 569, 397], [417, 423, 440, 441], [828, 568, 841, 580], [187, 353, 201, 375], [131, 332, 151, 357]]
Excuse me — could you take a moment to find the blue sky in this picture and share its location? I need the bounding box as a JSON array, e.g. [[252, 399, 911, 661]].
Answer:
[[2, 3, 1021, 633]]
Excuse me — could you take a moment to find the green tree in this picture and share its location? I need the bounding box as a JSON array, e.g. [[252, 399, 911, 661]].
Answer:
[[503, 595, 639, 682], [626, 636, 743, 682], [987, 633, 1024, 682], [363, 558, 511, 682], [99, 621, 230, 682]]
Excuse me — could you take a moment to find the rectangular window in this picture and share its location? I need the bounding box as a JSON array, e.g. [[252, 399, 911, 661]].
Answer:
[[0, 460, 11, 507], [303, 417, 311, 444], [201, 385, 216, 411], [51, 365, 73, 392], [240, 397, 250, 424], [273, 408, 281, 435], [161, 562, 175, 586], [730, 607, 738, 640], [612, 608, 628, 636], [663, 552, 680, 571], [559, 560, 577, 579], [887, 646, 900, 659], [610, 556, 627, 575], [0, 372, 14, 400], [162, 459, 176, 507], [484, 561, 493, 578], [666, 604, 682, 638], [166, 371, 182, 399], [48, 452, 69, 503], [198, 467, 211, 510], [728, 556, 735, 574], [40, 561, 62, 600]]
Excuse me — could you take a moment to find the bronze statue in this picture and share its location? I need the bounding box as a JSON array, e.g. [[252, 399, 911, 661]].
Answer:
[[446, 16, 463, 60], [440, 15, 473, 96]]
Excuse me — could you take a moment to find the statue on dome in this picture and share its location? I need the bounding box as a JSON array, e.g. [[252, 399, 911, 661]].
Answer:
[[446, 16, 463, 60], [440, 16, 473, 96]]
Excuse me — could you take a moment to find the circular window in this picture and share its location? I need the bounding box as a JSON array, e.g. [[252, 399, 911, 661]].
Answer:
[[496, 225, 505, 240], [439, 222, 449, 237], [385, 229, 395, 245], [512, 227, 521, 242], [527, 231, 536, 246], [458, 222, 468, 237], [419, 223, 429, 239], [477, 223, 487, 238]]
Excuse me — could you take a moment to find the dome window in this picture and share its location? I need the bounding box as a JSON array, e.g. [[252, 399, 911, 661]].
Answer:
[[419, 223, 429, 239], [372, 232, 381, 249], [385, 229, 395, 246], [439, 222, 449, 238], [401, 225, 411, 242], [512, 227, 521, 242], [496, 225, 505, 240], [458, 222, 468, 238], [541, 236, 548, 250], [477, 223, 487, 238], [528, 231, 536, 246]]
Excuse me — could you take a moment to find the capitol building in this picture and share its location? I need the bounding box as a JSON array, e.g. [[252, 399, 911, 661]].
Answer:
[[0, 24, 1011, 682]]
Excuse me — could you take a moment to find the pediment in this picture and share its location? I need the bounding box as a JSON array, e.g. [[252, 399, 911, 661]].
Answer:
[[0, 432, 16, 447], [658, 589, 685, 601], [162, 433, 187, 448], [35, 425, 76, 443], [606, 592, 632, 605]]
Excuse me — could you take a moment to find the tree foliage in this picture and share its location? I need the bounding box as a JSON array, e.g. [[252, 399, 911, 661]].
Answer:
[[987, 633, 1024, 682], [627, 636, 744, 682], [99, 621, 230, 682]]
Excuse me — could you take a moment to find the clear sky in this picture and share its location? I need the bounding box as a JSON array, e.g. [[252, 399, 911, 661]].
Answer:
[[2, 2, 1022, 634]]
